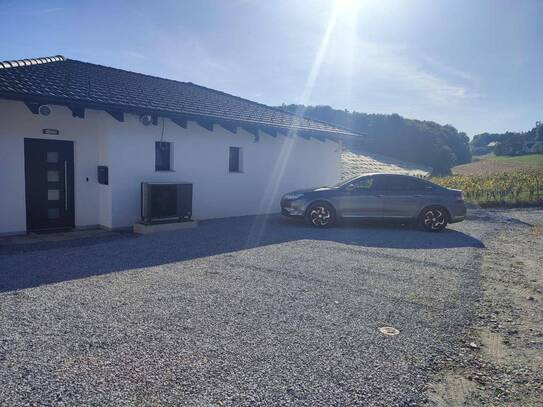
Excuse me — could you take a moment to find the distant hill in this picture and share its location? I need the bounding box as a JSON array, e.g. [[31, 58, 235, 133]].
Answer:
[[279, 104, 471, 175]]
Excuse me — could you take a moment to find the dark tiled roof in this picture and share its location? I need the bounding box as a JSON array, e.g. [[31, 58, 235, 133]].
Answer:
[[0, 55, 358, 138]]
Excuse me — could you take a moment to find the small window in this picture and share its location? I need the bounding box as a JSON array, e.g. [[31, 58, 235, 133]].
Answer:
[[47, 152, 58, 163], [347, 176, 384, 191], [385, 176, 409, 191], [47, 170, 59, 182], [48, 189, 60, 200], [229, 146, 242, 173], [351, 177, 374, 190], [405, 177, 432, 191], [155, 142, 172, 171]]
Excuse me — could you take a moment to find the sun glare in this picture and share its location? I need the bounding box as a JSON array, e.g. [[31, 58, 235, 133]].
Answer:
[[250, 0, 364, 247], [335, 0, 364, 15]]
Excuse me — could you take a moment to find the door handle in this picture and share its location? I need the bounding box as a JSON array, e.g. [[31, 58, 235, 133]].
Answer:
[[64, 160, 68, 210]]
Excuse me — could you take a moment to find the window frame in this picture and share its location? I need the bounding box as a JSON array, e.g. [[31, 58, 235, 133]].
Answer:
[[228, 146, 243, 173], [155, 141, 173, 172], [349, 177, 375, 191], [344, 175, 385, 192], [384, 175, 432, 192]]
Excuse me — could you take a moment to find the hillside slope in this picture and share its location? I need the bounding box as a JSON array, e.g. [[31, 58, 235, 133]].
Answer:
[[341, 147, 431, 180]]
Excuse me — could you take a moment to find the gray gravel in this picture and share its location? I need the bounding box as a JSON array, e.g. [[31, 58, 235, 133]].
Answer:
[[0, 213, 508, 406]]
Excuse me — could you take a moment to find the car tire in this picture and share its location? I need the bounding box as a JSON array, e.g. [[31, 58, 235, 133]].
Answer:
[[419, 206, 449, 232], [306, 202, 335, 228]]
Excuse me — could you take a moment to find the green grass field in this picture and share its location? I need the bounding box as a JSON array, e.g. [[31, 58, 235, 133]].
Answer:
[[453, 153, 543, 175], [492, 154, 543, 165]]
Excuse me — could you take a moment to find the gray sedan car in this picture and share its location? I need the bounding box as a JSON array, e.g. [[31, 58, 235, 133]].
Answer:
[[280, 173, 466, 231]]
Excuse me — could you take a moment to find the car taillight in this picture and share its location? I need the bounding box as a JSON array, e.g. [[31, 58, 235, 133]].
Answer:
[[456, 191, 464, 201]]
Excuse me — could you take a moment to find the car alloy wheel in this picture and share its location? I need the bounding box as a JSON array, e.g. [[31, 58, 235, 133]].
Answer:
[[309, 205, 332, 227], [423, 207, 447, 231]]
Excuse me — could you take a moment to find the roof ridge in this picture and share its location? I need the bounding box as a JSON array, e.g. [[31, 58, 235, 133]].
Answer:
[[65, 59, 361, 136], [0, 55, 64, 70]]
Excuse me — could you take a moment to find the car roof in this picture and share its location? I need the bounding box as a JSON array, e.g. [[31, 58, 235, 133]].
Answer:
[[359, 173, 424, 179]]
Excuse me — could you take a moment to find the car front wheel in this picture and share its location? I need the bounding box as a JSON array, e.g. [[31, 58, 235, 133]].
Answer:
[[420, 206, 448, 232], [306, 202, 335, 228]]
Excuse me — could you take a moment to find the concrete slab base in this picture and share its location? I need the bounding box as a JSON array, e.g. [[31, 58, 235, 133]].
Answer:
[[133, 221, 198, 235], [0, 228, 122, 246]]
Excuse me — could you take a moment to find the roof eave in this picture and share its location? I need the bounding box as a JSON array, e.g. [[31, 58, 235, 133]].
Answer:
[[0, 91, 363, 140]]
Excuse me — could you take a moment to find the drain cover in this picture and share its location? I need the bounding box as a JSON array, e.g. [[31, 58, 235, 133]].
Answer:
[[379, 326, 400, 336]]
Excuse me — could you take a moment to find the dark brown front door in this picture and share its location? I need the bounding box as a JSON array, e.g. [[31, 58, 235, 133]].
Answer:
[[24, 138, 75, 232]]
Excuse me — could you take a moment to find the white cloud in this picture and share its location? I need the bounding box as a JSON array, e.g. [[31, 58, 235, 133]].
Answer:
[[421, 54, 476, 82], [120, 50, 146, 60], [322, 39, 473, 104]]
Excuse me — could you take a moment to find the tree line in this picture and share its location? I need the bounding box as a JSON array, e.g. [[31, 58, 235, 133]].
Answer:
[[471, 122, 543, 156], [280, 104, 471, 174]]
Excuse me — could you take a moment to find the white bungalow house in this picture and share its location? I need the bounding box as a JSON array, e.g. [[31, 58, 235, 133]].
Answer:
[[0, 55, 431, 236], [0, 55, 362, 235]]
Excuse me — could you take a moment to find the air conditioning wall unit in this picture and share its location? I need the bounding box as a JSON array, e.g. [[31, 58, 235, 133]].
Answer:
[[141, 182, 192, 224]]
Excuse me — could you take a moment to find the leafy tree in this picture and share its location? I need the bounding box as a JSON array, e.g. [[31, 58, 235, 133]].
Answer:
[[535, 122, 543, 142], [433, 145, 457, 175], [471, 132, 502, 147], [493, 133, 526, 156], [532, 143, 543, 154], [472, 122, 543, 156], [279, 104, 471, 173]]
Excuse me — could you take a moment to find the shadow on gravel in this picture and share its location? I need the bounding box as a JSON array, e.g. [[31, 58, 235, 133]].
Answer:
[[0, 214, 484, 293]]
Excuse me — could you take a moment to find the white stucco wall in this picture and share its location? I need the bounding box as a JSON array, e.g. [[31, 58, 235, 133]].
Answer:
[[105, 115, 341, 228], [0, 99, 341, 234]]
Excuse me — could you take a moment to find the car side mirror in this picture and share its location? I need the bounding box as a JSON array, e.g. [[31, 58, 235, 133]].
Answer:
[[345, 184, 356, 192]]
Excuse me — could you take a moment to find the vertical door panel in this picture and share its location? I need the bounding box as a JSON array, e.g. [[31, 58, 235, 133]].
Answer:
[[381, 176, 425, 218], [24, 139, 74, 231], [337, 192, 384, 217], [381, 190, 422, 217], [335, 176, 385, 218]]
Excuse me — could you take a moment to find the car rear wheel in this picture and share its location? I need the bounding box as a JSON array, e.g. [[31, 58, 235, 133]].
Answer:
[[420, 206, 448, 232], [306, 202, 335, 228]]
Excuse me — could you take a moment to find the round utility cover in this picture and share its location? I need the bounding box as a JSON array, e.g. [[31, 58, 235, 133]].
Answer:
[[38, 105, 52, 116], [379, 326, 400, 336]]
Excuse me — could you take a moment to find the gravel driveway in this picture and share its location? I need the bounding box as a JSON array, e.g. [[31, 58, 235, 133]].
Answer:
[[0, 213, 502, 406]]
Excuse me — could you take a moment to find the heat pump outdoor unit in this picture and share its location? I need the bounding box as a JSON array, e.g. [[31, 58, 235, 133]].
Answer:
[[141, 182, 192, 224]]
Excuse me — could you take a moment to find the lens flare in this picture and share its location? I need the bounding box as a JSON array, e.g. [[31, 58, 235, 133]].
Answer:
[[248, 0, 360, 247]]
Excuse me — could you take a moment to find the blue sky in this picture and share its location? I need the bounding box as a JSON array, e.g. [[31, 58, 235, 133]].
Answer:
[[1, 0, 541, 136]]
